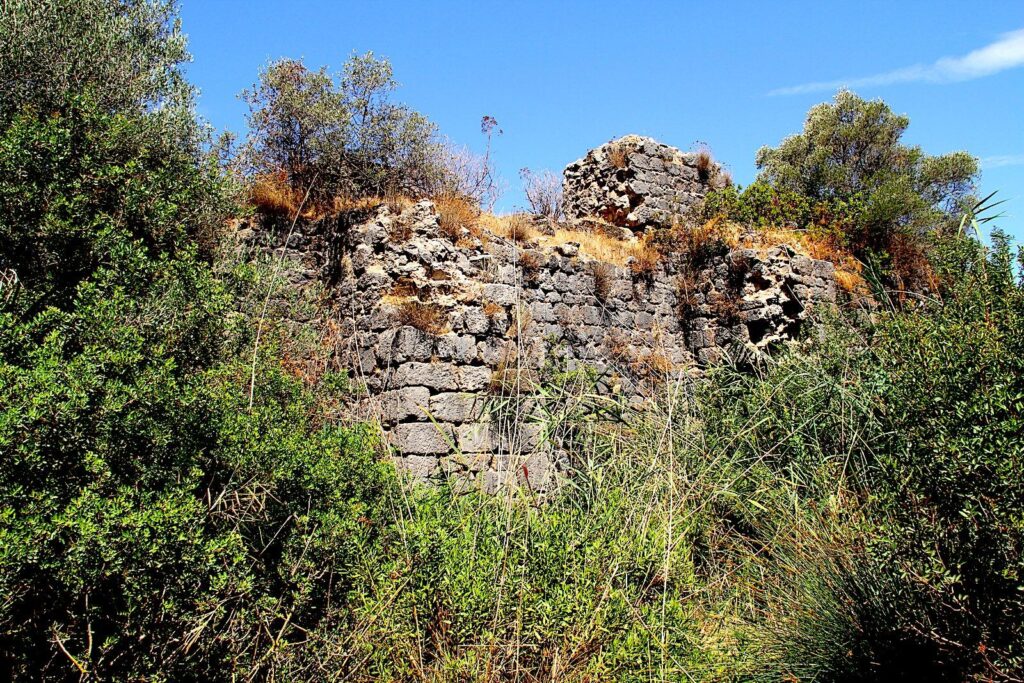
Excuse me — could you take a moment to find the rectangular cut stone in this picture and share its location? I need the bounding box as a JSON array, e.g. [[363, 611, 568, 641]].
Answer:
[[393, 362, 459, 390], [462, 307, 490, 334], [482, 283, 518, 306], [390, 423, 454, 455], [459, 365, 493, 391], [435, 333, 478, 363], [393, 454, 437, 480], [457, 423, 493, 452], [496, 423, 544, 452], [379, 386, 430, 423], [429, 392, 483, 423]]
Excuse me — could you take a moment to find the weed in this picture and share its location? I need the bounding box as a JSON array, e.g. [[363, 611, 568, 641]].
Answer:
[[396, 300, 447, 335], [250, 172, 301, 217], [505, 304, 533, 339], [592, 262, 614, 301], [518, 249, 544, 282], [608, 141, 629, 169], [628, 238, 661, 280], [676, 271, 700, 312], [483, 301, 504, 320], [506, 214, 535, 243], [434, 192, 480, 242]]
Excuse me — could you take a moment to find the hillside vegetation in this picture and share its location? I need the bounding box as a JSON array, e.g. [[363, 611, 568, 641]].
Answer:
[[1, 2, 1022, 681]]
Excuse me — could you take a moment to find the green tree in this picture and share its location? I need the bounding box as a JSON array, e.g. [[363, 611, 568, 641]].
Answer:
[[0, 0, 191, 119], [0, 0, 228, 311], [241, 52, 441, 203], [754, 90, 978, 247]]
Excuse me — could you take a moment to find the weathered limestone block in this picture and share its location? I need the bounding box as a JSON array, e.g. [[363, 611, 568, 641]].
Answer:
[[457, 422, 492, 452], [563, 135, 726, 229], [429, 392, 483, 423], [377, 327, 433, 365], [393, 362, 460, 391], [458, 365, 493, 391], [482, 283, 518, 306], [378, 386, 430, 423], [394, 454, 439, 480], [436, 333, 478, 363], [390, 423, 454, 455]]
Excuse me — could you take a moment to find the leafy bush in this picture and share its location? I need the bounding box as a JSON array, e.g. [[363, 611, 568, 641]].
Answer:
[[755, 90, 978, 248], [241, 53, 442, 206]]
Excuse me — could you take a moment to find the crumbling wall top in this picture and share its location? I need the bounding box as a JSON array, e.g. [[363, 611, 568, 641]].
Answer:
[[562, 135, 727, 230]]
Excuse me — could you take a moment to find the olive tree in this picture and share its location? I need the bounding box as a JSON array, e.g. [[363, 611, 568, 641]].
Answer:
[[241, 52, 442, 203], [0, 0, 191, 119], [755, 90, 978, 245]]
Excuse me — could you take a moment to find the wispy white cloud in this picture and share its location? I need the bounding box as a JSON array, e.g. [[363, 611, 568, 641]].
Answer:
[[981, 154, 1024, 169], [770, 28, 1024, 96]]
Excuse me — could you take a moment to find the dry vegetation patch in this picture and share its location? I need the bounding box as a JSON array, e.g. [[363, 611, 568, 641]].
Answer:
[[396, 300, 447, 335], [434, 193, 480, 242]]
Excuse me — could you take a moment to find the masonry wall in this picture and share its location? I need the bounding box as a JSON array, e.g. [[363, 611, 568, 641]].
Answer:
[[246, 198, 836, 493], [562, 135, 728, 230]]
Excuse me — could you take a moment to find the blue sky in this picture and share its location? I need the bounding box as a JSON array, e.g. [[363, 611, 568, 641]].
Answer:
[[181, 0, 1024, 242]]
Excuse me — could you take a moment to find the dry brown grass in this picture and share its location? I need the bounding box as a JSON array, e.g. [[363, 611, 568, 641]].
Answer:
[[477, 213, 538, 244], [605, 330, 632, 363], [250, 173, 410, 222], [549, 228, 634, 266], [628, 237, 661, 280], [608, 142, 629, 169], [676, 272, 699, 312], [384, 191, 411, 215], [505, 305, 533, 339], [482, 301, 504, 320], [695, 147, 714, 181], [396, 300, 447, 335], [487, 352, 540, 394], [885, 232, 939, 300], [250, 172, 303, 217], [507, 215, 535, 243], [591, 263, 614, 302], [434, 193, 480, 242], [709, 290, 741, 326], [389, 279, 419, 298], [633, 350, 674, 378], [518, 250, 545, 281]]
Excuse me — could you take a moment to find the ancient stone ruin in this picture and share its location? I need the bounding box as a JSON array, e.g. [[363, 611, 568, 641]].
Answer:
[[245, 137, 836, 493], [562, 135, 728, 230]]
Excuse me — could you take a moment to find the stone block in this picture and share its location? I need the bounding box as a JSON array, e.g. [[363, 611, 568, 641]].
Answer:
[[483, 283, 518, 305], [429, 392, 483, 423], [436, 333, 478, 363], [389, 422, 455, 455], [393, 362, 459, 390], [393, 454, 438, 480], [457, 422, 493, 452], [459, 365, 493, 391], [378, 386, 430, 423], [462, 307, 490, 335]]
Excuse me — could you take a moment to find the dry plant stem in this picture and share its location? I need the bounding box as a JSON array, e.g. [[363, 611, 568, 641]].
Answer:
[[248, 173, 318, 410]]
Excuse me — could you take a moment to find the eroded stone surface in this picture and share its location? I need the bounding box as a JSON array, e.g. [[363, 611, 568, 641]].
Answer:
[[562, 135, 728, 229]]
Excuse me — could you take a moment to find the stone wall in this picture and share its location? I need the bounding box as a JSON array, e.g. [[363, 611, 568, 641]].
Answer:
[[246, 196, 836, 493], [562, 135, 727, 230]]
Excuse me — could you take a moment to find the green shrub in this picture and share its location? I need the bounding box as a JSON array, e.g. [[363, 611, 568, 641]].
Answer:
[[755, 90, 977, 246], [241, 53, 442, 205]]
